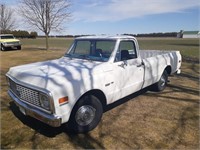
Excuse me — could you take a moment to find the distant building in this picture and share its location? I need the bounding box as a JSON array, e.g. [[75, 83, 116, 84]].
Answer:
[[182, 31, 200, 38], [177, 30, 184, 38]]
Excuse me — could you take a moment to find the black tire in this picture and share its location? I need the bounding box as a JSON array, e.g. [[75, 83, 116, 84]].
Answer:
[[17, 46, 21, 50], [152, 70, 168, 92], [1, 44, 6, 51], [68, 95, 103, 133]]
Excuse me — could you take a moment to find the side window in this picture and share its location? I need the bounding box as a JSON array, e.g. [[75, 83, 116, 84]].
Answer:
[[115, 40, 137, 62]]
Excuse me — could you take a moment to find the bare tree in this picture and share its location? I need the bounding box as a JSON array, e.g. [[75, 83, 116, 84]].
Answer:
[[19, 0, 71, 50], [0, 4, 16, 33]]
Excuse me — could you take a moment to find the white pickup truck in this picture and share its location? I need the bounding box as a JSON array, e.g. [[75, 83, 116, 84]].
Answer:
[[6, 36, 181, 133]]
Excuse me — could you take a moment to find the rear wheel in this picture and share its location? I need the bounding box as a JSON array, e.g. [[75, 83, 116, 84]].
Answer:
[[68, 95, 103, 133], [152, 70, 168, 92], [17, 46, 21, 50]]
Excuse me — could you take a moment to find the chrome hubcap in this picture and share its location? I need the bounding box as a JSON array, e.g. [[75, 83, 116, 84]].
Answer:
[[75, 105, 96, 126], [160, 76, 166, 87]]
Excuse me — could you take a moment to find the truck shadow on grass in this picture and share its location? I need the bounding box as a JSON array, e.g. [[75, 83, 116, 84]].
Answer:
[[9, 102, 66, 137]]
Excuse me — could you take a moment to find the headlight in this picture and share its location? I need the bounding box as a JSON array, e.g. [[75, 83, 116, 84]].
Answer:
[[39, 93, 50, 110]]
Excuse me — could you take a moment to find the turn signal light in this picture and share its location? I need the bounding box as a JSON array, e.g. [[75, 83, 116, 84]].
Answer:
[[59, 96, 69, 105]]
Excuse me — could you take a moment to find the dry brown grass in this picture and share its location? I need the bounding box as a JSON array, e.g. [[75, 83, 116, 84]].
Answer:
[[0, 48, 199, 149]]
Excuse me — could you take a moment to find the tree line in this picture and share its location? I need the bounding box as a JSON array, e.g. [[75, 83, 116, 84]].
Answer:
[[2, 30, 38, 38], [123, 32, 178, 37]]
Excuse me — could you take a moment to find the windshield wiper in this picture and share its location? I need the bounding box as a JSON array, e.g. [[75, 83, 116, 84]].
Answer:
[[78, 54, 93, 61], [65, 53, 72, 57], [65, 53, 94, 61]]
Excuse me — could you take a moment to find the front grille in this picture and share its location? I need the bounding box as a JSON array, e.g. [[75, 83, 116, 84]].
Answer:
[[9, 42, 19, 45], [9, 79, 41, 107]]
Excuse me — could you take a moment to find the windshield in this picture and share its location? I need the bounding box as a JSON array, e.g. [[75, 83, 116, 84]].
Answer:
[[1, 35, 14, 39], [65, 39, 116, 62]]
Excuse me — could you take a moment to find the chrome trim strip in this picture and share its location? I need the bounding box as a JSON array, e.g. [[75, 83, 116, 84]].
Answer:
[[6, 74, 56, 114], [8, 90, 61, 127]]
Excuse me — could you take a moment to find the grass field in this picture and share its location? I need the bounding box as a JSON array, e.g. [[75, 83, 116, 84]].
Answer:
[[0, 38, 199, 149]]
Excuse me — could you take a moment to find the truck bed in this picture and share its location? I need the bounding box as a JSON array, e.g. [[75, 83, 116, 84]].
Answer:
[[140, 50, 178, 59], [139, 49, 181, 89]]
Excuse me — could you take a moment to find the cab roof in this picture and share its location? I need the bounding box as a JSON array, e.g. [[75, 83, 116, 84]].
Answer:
[[76, 35, 137, 40]]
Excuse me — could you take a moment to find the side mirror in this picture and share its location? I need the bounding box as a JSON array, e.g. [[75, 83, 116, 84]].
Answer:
[[118, 60, 127, 68]]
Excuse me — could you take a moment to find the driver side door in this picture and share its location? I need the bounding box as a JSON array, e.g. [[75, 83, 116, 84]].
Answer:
[[112, 40, 144, 101]]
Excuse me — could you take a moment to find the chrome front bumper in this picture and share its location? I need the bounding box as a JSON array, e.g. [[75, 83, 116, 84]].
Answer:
[[3, 43, 21, 47], [8, 90, 62, 127]]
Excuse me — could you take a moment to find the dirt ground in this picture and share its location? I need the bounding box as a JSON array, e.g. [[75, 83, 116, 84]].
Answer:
[[0, 49, 199, 149]]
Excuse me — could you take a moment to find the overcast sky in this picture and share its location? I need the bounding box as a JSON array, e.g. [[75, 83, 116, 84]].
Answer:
[[1, 0, 200, 35]]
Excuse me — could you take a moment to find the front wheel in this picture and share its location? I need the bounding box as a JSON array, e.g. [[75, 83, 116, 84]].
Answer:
[[68, 95, 103, 133], [1, 45, 6, 51], [152, 70, 168, 92]]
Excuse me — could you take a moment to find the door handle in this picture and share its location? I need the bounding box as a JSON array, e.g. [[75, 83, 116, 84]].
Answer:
[[118, 63, 125, 68], [118, 62, 127, 68]]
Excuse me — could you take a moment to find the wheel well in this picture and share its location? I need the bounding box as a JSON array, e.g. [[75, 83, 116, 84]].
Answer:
[[81, 89, 107, 110], [165, 66, 172, 75]]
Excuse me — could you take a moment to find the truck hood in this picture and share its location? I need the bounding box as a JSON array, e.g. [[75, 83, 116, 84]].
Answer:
[[7, 57, 110, 90], [1, 39, 20, 43]]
